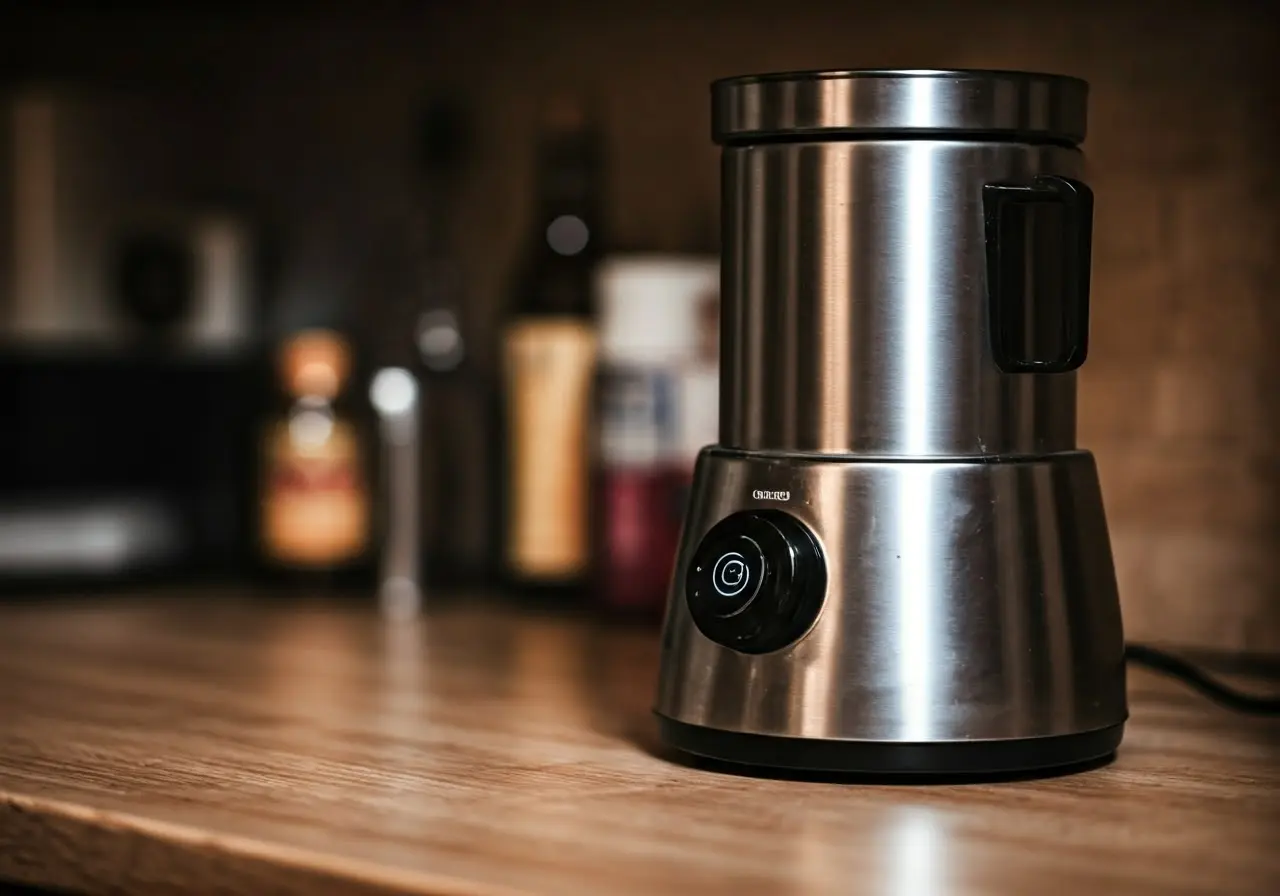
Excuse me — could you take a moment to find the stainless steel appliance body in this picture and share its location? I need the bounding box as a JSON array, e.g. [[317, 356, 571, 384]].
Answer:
[[655, 70, 1127, 775]]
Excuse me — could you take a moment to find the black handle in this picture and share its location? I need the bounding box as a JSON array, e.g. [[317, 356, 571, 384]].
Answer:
[[983, 175, 1093, 374]]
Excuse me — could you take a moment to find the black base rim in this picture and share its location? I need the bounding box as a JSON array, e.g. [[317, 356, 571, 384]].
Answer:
[[657, 715, 1124, 777]]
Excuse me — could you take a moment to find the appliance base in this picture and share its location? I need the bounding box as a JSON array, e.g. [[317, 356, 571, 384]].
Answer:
[[654, 449, 1129, 761], [657, 715, 1124, 776]]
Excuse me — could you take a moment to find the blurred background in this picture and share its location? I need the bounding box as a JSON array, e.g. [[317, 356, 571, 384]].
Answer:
[[1, 0, 1277, 653]]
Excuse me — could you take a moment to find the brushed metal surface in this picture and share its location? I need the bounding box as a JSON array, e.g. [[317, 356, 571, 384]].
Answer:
[[713, 69, 1088, 144], [655, 448, 1128, 743], [719, 138, 1085, 456]]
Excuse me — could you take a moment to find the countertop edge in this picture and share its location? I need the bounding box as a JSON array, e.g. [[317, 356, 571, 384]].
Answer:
[[0, 791, 519, 896]]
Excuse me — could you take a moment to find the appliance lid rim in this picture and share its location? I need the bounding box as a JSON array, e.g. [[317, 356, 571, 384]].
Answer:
[[712, 68, 1089, 89], [712, 68, 1088, 146]]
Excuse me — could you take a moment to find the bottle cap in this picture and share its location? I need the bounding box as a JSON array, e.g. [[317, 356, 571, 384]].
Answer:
[[595, 255, 719, 365], [280, 329, 351, 399]]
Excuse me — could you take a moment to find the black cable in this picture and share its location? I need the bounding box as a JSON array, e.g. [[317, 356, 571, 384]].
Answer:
[[1125, 644, 1280, 716]]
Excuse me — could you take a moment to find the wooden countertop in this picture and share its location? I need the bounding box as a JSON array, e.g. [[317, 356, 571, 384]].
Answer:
[[0, 597, 1276, 896]]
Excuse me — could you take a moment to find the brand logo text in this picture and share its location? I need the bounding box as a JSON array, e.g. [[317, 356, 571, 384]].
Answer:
[[752, 489, 791, 502]]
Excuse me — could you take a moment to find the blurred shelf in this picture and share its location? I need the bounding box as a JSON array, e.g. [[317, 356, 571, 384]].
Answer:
[[0, 595, 1276, 896]]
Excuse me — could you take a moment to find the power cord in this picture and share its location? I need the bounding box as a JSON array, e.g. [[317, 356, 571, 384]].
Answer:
[[1126, 644, 1280, 716]]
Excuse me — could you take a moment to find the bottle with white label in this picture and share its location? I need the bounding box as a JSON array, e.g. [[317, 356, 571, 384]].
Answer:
[[499, 97, 602, 602], [594, 255, 718, 620]]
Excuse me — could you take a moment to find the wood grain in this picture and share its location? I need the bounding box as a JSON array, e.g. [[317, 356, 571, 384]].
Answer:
[[0, 595, 1277, 896]]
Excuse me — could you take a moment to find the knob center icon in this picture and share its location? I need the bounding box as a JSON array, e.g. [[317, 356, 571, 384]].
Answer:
[[711, 552, 750, 597]]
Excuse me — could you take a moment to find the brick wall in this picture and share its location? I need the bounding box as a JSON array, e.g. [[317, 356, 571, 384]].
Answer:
[[6, 0, 1278, 651], [427, 0, 1280, 652]]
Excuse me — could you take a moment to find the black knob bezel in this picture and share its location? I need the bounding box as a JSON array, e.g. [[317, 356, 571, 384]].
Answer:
[[685, 509, 827, 655]]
